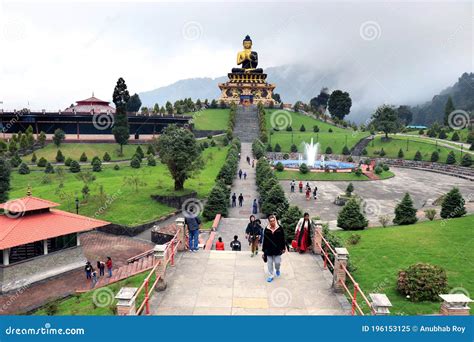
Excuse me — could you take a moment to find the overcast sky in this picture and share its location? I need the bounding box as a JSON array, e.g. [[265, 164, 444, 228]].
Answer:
[[0, 1, 472, 110]]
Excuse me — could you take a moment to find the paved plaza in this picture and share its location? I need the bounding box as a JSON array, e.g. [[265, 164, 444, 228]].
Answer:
[[150, 250, 349, 315], [280, 167, 474, 228]]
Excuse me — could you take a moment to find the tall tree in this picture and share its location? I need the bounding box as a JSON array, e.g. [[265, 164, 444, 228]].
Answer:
[[440, 187, 466, 219], [165, 101, 173, 115], [371, 105, 401, 139], [328, 90, 352, 120], [157, 124, 201, 190], [112, 77, 131, 155], [126, 93, 142, 113], [272, 93, 282, 103], [393, 193, 418, 225], [310, 87, 330, 113], [0, 158, 11, 202], [153, 103, 160, 114], [52, 128, 65, 147], [443, 96, 455, 127]]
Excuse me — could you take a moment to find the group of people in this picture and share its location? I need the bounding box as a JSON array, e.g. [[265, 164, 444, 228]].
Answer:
[[290, 180, 318, 201], [84, 257, 113, 288], [238, 169, 247, 180], [215, 235, 242, 251], [231, 194, 260, 214]]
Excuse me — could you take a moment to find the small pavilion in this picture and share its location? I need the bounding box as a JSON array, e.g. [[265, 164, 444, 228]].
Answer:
[[0, 193, 109, 293], [63, 94, 115, 114]]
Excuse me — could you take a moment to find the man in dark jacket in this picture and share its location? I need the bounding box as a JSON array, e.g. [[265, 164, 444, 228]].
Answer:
[[245, 215, 262, 256], [185, 209, 201, 252], [262, 214, 286, 282]]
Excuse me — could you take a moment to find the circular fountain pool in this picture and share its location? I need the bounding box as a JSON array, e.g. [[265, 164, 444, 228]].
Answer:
[[274, 159, 355, 170]]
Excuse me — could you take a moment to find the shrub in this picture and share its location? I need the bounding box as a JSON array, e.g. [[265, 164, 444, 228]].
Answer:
[[393, 193, 417, 225], [299, 124, 306, 132], [280, 205, 303, 242], [382, 164, 389, 171], [261, 184, 289, 218], [31, 153, 37, 163], [379, 148, 386, 157], [147, 155, 156, 166], [210, 140, 216, 147], [286, 126, 292, 132], [274, 143, 281, 152], [337, 199, 368, 230], [345, 182, 354, 196], [275, 162, 284, 172], [290, 144, 298, 153], [355, 168, 362, 176], [328, 128, 333, 133], [37, 157, 47, 167], [446, 151, 456, 165], [299, 163, 309, 174], [45, 163, 55, 174], [135, 146, 145, 159], [252, 139, 265, 159], [418, 129, 424, 135], [18, 163, 30, 174], [347, 156, 353, 162], [451, 131, 460, 141], [414, 150, 422, 161], [431, 151, 439, 162], [91, 157, 102, 172], [424, 209, 436, 221], [440, 187, 466, 219], [460, 154, 472, 167], [222, 136, 229, 146], [313, 125, 319, 132], [397, 263, 448, 302], [69, 160, 81, 173], [398, 148, 404, 158], [79, 152, 88, 162], [203, 182, 229, 220], [65, 157, 72, 167], [347, 233, 361, 245], [114, 164, 120, 171], [56, 149, 65, 162], [325, 146, 333, 154], [361, 148, 368, 156], [374, 166, 383, 174], [103, 152, 111, 162], [266, 144, 273, 152], [226, 129, 233, 141], [342, 145, 350, 155], [378, 214, 390, 227], [130, 155, 141, 168], [438, 130, 447, 139]]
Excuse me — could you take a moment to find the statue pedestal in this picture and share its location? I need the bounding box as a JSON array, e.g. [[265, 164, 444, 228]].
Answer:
[[218, 72, 276, 107]]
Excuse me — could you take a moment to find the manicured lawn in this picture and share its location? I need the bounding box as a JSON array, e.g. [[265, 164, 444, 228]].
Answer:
[[24, 143, 147, 162], [191, 109, 229, 131], [405, 128, 471, 143], [33, 271, 153, 315], [10, 146, 229, 226], [265, 110, 369, 153], [365, 135, 466, 164], [336, 215, 474, 315], [274, 170, 394, 181]]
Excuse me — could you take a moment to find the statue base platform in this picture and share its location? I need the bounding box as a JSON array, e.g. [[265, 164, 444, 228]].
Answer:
[[218, 72, 276, 107]]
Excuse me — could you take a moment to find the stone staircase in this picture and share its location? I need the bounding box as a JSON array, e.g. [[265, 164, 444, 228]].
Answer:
[[233, 105, 260, 142], [215, 218, 268, 252], [76, 254, 156, 293], [351, 135, 374, 156]]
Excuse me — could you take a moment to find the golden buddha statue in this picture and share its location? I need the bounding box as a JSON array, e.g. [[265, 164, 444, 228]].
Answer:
[[232, 35, 263, 74]]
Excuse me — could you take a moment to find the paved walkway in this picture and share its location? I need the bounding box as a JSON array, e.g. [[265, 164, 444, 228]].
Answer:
[[149, 250, 349, 315]]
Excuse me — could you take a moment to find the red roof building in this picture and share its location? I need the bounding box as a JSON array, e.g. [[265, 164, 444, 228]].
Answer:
[[0, 195, 110, 293], [63, 94, 115, 114]]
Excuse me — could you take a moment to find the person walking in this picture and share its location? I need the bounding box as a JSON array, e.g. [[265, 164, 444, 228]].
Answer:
[[290, 180, 295, 193], [238, 169, 243, 180], [251, 159, 255, 168], [238, 193, 244, 207], [85, 261, 93, 280], [97, 260, 105, 277], [243, 171, 247, 180], [91, 270, 98, 288], [246, 156, 250, 164], [230, 235, 242, 251], [313, 186, 318, 200], [252, 199, 258, 214], [305, 187, 311, 201], [215, 237, 225, 250], [231, 193, 237, 207], [106, 257, 113, 278], [246, 215, 262, 257], [262, 214, 286, 282], [185, 210, 201, 252], [298, 181, 303, 193], [294, 212, 313, 253]]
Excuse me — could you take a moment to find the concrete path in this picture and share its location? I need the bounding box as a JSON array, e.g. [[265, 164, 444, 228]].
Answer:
[[149, 250, 349, 315]]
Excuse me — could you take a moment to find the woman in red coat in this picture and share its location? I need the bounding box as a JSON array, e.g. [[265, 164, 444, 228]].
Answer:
[[215, 237, 225, 250], [294, 213, 313, 253]]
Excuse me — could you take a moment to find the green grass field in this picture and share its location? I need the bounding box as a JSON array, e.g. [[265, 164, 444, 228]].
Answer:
[[10, 145, 229, 226], [191, 109, 229, 131], [24, 143, 147, 163], [365, 136, 466, 164], [274, 170, 394, 181], [265, 110, 369, 153], [336, 215, 474, 315], [405, 128, 471, 143]]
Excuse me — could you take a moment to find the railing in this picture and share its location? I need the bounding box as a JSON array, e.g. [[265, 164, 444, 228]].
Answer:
[[314, 228, 374, 316], [126, 249, 154, 264], [133, 226, 183, 315]]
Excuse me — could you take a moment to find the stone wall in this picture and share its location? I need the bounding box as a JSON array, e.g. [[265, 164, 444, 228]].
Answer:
[[193, 130, 225, 139], [0, 246, 86, 294], [151, 191, 198, 209]]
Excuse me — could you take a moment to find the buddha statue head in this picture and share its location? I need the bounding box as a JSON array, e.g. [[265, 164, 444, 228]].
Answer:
[[243, 35, 252, 49]]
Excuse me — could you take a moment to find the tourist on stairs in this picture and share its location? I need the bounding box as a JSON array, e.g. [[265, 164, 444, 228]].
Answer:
[[230, 235, 242, 251], [252, 199, 258, 214], [185, 208, 202, 252], [231, 193, 237, 207], [298, 181, 303, 193], [238, 193, 244, 207], [294, 212, 313, 254], [246, 215, 262, 257], [290, 180, 296, 193], [106, 257, 113, 277], [262, 214, 286, 282], [238, 169, 243, 179], [216, 237, 225, 250]]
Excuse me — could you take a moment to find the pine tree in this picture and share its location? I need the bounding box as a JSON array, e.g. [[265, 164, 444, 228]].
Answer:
[[451, 132, 460, 141], [91, 157, 102, 172], [52, 128, 65, 147], [18, 162, 30, 175], [280, 205, 303, 242], [10, 153, 22, 167], [300, 124, 306, 132], [438, 130, 447, 139], [31, 152, 37, 163], [393, 193, 418, 225], [431, 151, 439, 162], [414, 150, 422, 161], [398, 148, 404, 158], [135, 145, 144, 159], [38, 131, 47, 147], [0, 158, 11, 202], [80, 152, 88, 162], [146, 144, 155, 155], [103, 152, 111, 162], [461, 154, 472, 167], [45, 162, 55, 174], [440, 187, 466, 219], [203, 183, 228, 219], [290, 144, 298, 153], [325, 146, 333, 154], [69, 160, 81, 173], [337, 198, 368, 230], [346, 182, 354, 196], [130, 155, 141, 169], [274, 143, 281, 152], [112, 77, 131, 155], [342, 145, 350, 155], [261, 184, 289, 218], [446, 151, 456, 165], [56, 149, 65, 162], [147, 155, 156, 166], [37, 157, 47, 167]]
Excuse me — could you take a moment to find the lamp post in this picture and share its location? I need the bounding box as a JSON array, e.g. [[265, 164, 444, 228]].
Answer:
[[406, 138, 409, 151], [75, 196, 79, 214]]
